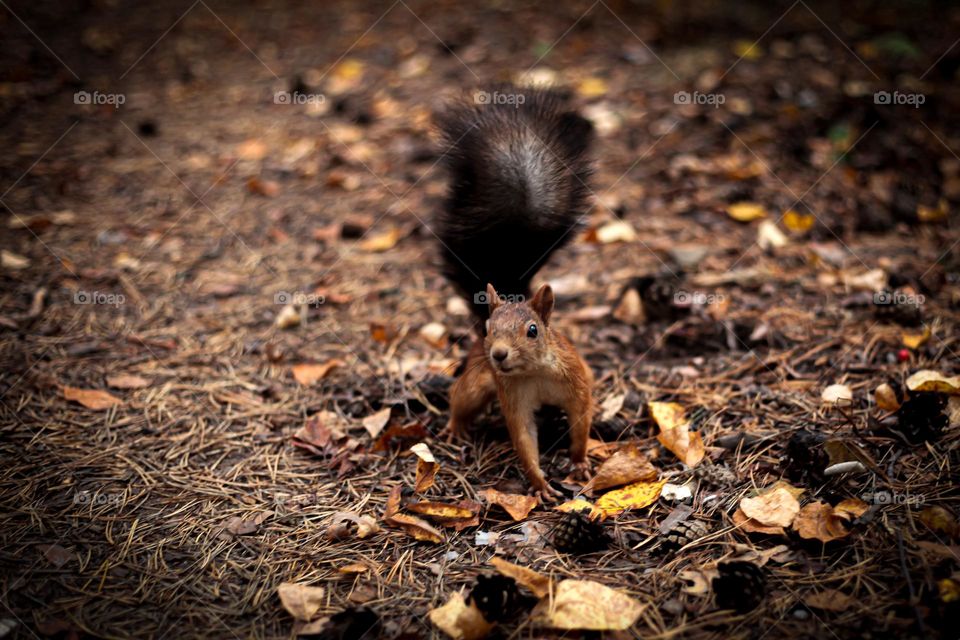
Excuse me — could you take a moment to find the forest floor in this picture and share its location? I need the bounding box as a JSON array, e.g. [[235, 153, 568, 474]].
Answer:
[[1, 0, 959, 638]]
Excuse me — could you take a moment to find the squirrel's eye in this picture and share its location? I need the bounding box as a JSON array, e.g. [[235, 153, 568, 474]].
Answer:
[[526, 323, 538, 338]]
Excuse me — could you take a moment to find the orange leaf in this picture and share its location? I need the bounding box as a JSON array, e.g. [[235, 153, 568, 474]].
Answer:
[[291, 360, 343, 385], [410, 442, 439, 493], [63, 386, 122, 410], [105, 374, 151, 389], [490, 557, 552, 597], [482, 488, 538, 521], [793, 501, 852, 542], [386, 512, 443, 544], [583, 444, 658, 492]]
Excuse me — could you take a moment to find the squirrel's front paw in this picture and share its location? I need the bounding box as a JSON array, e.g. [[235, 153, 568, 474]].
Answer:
[[534, 481, 563, 503], [571, 460, 592, 482]]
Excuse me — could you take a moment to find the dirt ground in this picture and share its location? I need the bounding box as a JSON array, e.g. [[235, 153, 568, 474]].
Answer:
[[1, 0, 959, 638]]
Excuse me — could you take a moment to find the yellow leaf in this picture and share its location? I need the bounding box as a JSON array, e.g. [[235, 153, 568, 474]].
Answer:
[[482, 488, 538, 521], [277, 582, 325, 621], [594, 479, 666, 519], [874, 383, 901, 411], [429, 592, 493, 640], [906, 370, 960, 395], [360, 227, 400, 252], [783, 209, 815, 233], [732, 39, 763, 60], [917, 199, 949, 223], [386, 512, 444, 544], [649, 402, 705, 467], [726, 202, 767, 222], [533, 579, 645, 630], [63, 386, 122, 410], [407, 501, 478, 521], [902, 326, 931, 350], [555, 499, 594, 513], [333, 58, 364, 81], [490, 557, 552, 598], [577, 77, 608, 98], [291, 360, 343, 385]]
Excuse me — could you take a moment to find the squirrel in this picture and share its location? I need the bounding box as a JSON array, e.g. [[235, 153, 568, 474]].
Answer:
[[434, 86, 595, 499]]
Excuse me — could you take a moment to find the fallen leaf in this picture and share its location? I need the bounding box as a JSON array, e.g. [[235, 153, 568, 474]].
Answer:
[[106, 374, 151, 389], [429, 592, 493, 640], [733, 508, 786, 536], [246, 176, 280, 197], [556, 498, 595, 513], [63, 386, 122, 410], [326, 511, 380, 540], [373, 421, 429, 451], [757, 220, 788, 250], [41, 544, 71, 568], [593, 479, 666, 519], [386, 512, 443, 544], [275, 304, 301, 329], [832, 498, 869, 522], [277, 582, 325, 621], [338, 563, 370, 574], [359, 227, 401, 252], [292, 360, 343, 385], [225, 511, 272, 536], [783, 209, 815, 233], [362, 407, 391, 439], [410, 442, 439, 493], [803, 589, 853, 612], [919, 506, 959, 538], [649, 402, 705, 467], [822, 383, 853, 406], [490, 557, 552, 597], [793, 501, 853, 542], [483, 488, 538, 521], [902, 326, 931, 349], [740, 486, 802, 528], [383, 486, 402, 520], [577, 76, 608, 98], [407, 501, 477, 522], [599, 393, 626, 421], [1, 250, 30, 270], [612, 287, 645, 325], [419, 322, 447, 348], [292, 411, 347, 455], [661, 482, 693, 502], [237, 138, 268, 161], [370, 321, 400, 344], [726, 202, 767, 222], [583, 444, 658, 492], [585, 220, 636, 244], [917, 199, 949, 223], [533, 579, 645, 630], [906, 370, 960, 395]]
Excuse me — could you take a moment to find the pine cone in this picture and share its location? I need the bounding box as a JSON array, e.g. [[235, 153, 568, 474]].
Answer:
[[713, 561, 766, 613], [467, 573, 532, 623], [780, 430, 828, 484], [893, 392, 948, 444], [693, 463, 736, 488], [551, 511, 608, 554], [661, 518, 710, 552]]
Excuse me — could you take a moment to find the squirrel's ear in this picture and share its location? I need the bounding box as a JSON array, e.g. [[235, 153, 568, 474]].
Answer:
[[530, 284, 554, 324], [486, 283, 501, 313]]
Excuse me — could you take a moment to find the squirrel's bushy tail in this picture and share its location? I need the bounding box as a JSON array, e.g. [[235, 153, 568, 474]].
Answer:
[[435, 86, 594, 321]]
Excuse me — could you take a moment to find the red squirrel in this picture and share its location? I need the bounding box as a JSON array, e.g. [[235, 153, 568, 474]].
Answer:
[[434, 86, 595, 499]]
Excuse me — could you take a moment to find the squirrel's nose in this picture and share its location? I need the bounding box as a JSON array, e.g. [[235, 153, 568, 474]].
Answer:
[[491, 347, 508, 362]]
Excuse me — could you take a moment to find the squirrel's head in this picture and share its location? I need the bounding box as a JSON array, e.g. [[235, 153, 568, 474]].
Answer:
[[483, 283, 554, 376]]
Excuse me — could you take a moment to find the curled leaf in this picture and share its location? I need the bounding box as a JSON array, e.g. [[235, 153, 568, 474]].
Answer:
[[490, 557, 552, 598], [410, 442, 439, 493], [649, 402, 704, 467], [429, 592, 493, 640], [482, 488, 538, 521], [277, 582, 326, 621]]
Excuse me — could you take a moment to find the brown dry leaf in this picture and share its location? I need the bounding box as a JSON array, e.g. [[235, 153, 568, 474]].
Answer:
[[362, 407, 391, 439], [490, 557, 552, 598], [374, 422, 429, 451], [906, 370, 960, 395], [793, 501, 852, 542], [584, 444, 658, 492], [237, 138, 268, 161], [410, 442, 439, 493], [225, 511, 272, 536], [63, 386, 122, 410], [370, 322, 400, 344], [803, 589, 854, 612], [326, 511, 380, 540], [599, 393, 626, 421], [106, 374, 151, 389], [593, 479, 666, 520], [246, 176, 280, 197], [822, 383, 853, 406], [277, 582, 325, 621], [41, 544, 72, 568], [359, 227, 401, 252], [291, 360, 343, 386], [338, 563, 370, 575], [726, 202, 767, 222], [733, 508, 786, 536], [649, 401, 705, 467], [612, 287, 645, 325], [533, 579, 645, 630], [919, 506, 959, 538], [383, 485, 402, 520], [292, 411, 347, 455], [832, 498, 869, 522], [386, 512, 444, 544], [482, 488, 538, 521], [429, 591, 493, 640], [419, 322, 447, 348], [740, 486, 801, 528]]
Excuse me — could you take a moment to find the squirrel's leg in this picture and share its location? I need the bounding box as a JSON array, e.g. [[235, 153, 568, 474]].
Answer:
[[565, 359, 595, 480], [500, 393, 561, 500], [443, 341, 496, 442]]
